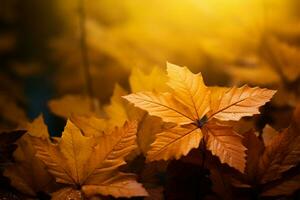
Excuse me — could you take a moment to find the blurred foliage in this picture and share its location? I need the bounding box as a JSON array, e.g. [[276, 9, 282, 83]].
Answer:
[[0, 0, 299, 136], [0, 0, 300, 105], [0, 0, 300, 199], [49, 0, 300, 101]]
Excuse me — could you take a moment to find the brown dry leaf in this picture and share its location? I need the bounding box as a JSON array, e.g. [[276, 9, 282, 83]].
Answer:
[[243, 130, 264, 182], [124, 63, 275, 172], [30, 119, 147, 198], [48, 95, 101, 119], [0, 130, 25, 164], [230, 106, 300, 197], [4, 115, 56, 197], [261, 174, 300, 196], [259, 106, 300, 183]]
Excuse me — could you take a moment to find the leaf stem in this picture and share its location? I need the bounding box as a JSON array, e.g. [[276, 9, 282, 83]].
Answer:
[[200, 137, 206, 169], [78, 0, 95, 110]]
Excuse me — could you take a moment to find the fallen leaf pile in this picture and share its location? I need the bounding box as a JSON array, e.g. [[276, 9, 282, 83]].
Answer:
[[228, 106, 300, 197], [3, 116, 148, 199], [1, 63, 299, 200], [1, 1, 300, 199]]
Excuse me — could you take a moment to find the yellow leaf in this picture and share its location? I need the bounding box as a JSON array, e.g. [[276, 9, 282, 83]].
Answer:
[[129, 66, 168, 93], [125, 64, 264, 170], [83, 121, 138, 183], [124, 91, 194, 125], [71, 115, 108, 137], [147, 125, 202, 161], [27, 115, 49, 139], [167, 62, 211, 120], [31, 119, 147, 198], [31, 120, 96, 185], [208, 85, 276, 121], [204, 122, 247, 172], [48, 95, 101, 119], [104, 84, 167, 156], [137, 115, 169, 155], [103, 84, 129, 126]]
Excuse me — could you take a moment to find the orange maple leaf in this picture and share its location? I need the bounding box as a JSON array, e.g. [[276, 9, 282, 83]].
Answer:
[[124, 63, 276, 172]]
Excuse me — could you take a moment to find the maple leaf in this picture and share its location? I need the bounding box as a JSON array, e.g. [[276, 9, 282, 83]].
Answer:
[[204, 122, 247, 172], [108, 92, 167, 156], [146, 125, 202, 161], [124, 63, 275, 172], [103, 84, 132, 127], [4, 115, 57, 197], [102, 66, 170, 155], [48, 95, 101, 119], [70, 115, 108, 137], [30, 119, 148, 198], [129, 66, 169, 93], [208, 86, 276, 121]]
